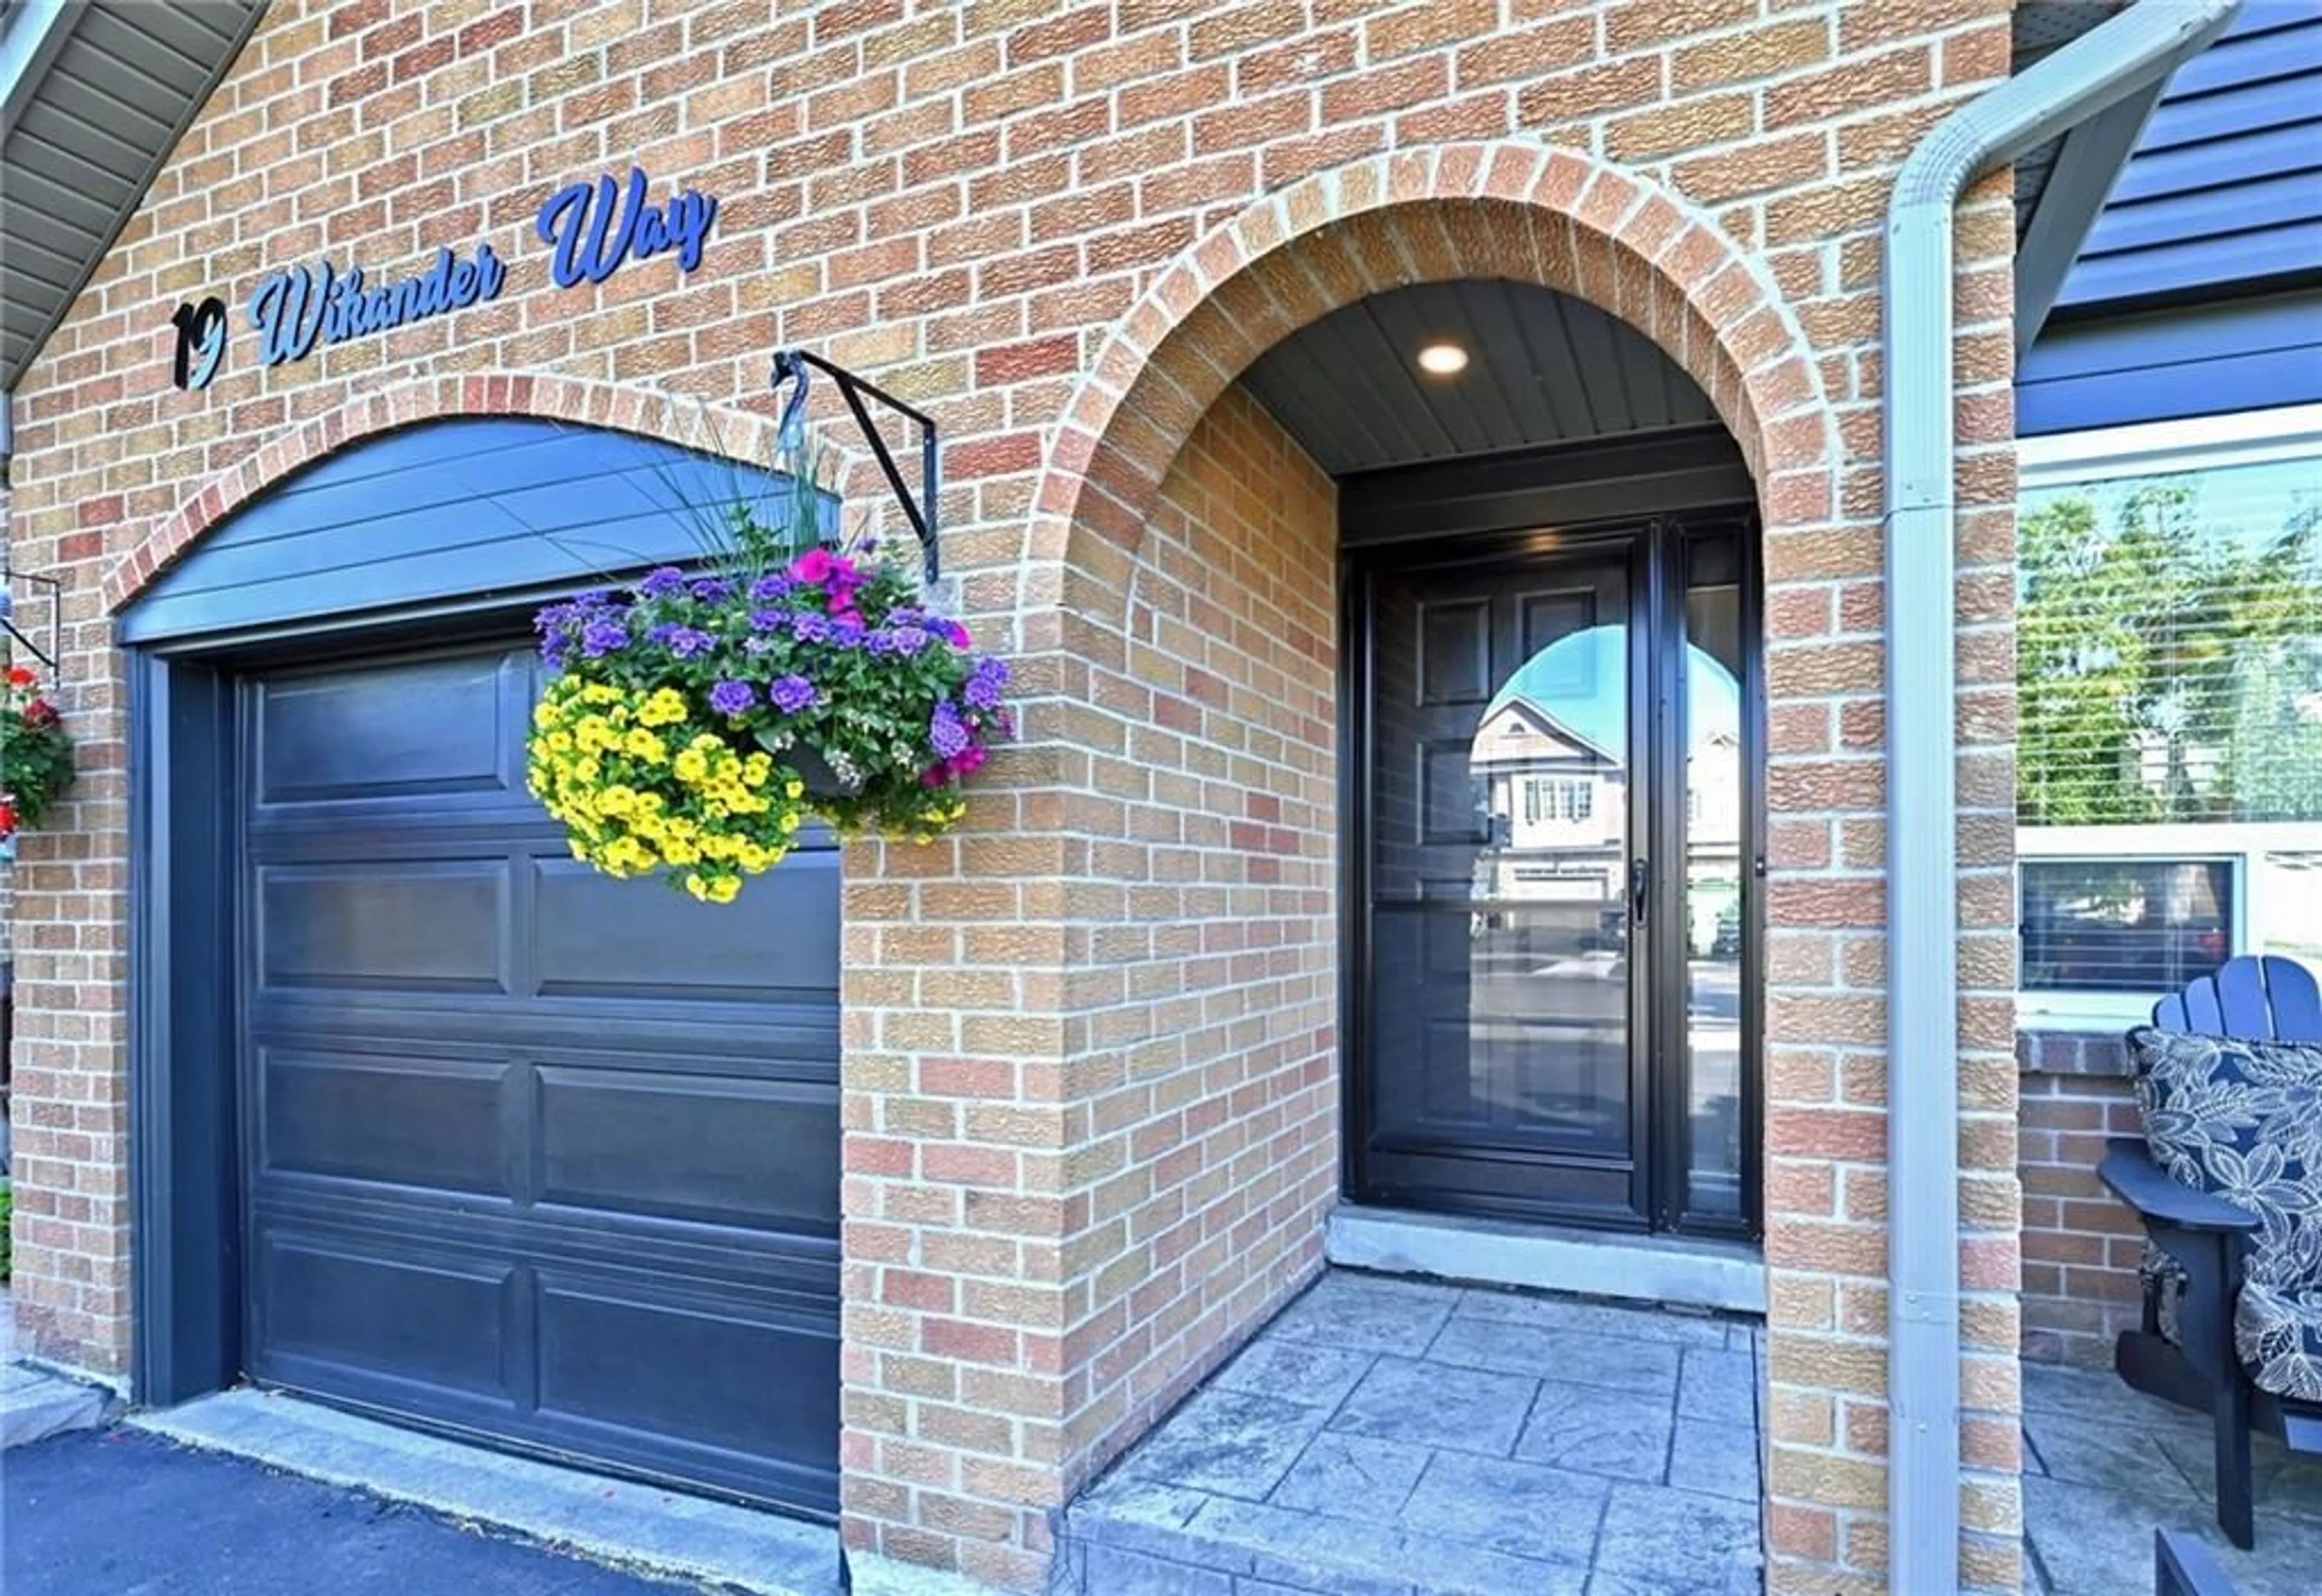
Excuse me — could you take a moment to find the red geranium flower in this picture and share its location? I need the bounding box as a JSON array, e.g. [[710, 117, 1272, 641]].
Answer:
[[5, 666, 33, 688], [0, 802, 19, 837]]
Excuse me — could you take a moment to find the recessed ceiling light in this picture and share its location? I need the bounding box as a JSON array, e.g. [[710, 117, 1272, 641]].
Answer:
[[1417, 342, 1468, 376]]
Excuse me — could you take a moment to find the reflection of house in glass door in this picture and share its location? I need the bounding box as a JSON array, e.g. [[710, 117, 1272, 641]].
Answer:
[[1469, 690, 1626, 916]]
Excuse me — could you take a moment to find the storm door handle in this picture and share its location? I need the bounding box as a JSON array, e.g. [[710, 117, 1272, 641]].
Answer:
[[1630, 857, 1650, 926]]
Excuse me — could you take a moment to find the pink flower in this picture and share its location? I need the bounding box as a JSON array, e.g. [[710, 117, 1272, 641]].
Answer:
[[941, 620, 972, 650], [791, 547, 841, 585]]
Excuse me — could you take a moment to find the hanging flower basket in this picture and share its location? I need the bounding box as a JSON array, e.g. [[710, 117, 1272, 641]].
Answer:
[[0, 664, 74, 854], [527, 540, 1012, 904]]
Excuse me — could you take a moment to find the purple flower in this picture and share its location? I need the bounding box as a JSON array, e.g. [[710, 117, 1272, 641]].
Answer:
[[750, 574, 795, 602], [830, 615, 865, 647], [638, 566, 687, 598], [791, 613, 832, 644], [965, 655, 1010, 710], [749, 608, 789, 632], [666, 627, 715, 658], [929, 700, 971, 759], [691, 577, 735, 603], [888, 625, 929, 655], [580, 620, 629, 658], [886, 607, 925, 628], [709, 680, 755, 716], [769, 675, 819, 714]]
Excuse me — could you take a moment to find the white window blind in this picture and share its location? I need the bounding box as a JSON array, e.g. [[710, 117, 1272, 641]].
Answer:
[[2017, 410, 2322, 1006]]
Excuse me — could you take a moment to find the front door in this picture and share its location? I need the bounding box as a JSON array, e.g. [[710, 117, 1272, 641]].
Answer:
[[1350, 519, 1758, 1238]]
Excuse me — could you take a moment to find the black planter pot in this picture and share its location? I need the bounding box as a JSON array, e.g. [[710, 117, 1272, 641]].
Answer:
[[786, 744, 857, 799]]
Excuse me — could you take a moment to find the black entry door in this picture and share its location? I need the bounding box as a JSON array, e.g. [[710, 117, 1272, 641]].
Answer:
[[238, 643, 842, 1518], [1352, 523, 1758, 1236]]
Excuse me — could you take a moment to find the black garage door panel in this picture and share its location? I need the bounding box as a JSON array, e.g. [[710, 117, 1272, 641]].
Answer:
[[535, 1068, 841, 1231], [256, 654, 519, 803], [261, 1049, 512, 1193], [259, 862, 510, 992], [241, 644, 841, 1517], [260, 1238, 514, 1400]]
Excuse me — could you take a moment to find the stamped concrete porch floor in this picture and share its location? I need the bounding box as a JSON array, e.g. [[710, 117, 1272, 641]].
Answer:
[[2021, 1361, 2322, 1596], [1058, 1270, 1765, 1595]]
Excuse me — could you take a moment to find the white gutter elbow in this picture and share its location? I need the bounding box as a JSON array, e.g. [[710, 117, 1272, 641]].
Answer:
[[1879, 4, 2239, 1593]]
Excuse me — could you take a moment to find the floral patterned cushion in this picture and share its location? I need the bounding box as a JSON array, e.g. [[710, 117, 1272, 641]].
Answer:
[[2127, 1027, 2322, 1401], [2240, 1277, 2322, 1403]]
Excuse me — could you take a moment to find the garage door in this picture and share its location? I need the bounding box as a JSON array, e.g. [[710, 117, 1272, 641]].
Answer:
[[239, 643, 841, 1518]]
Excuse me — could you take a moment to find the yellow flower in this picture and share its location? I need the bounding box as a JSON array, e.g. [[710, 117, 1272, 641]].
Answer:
[[638, 688, 688, 727], [624, 729, 667, 764], [673, 747, 710, 783], [785, 779, 804, 800]]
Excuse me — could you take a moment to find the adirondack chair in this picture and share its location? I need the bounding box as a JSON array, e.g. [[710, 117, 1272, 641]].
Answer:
[[2155, 1531, 2229, 1596], [2155, 1528, 2236, 1596], [2100, 954, 2322, 1551]]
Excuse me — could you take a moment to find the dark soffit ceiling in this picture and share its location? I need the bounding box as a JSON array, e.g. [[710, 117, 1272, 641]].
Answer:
[[1237, 277, 1719, 477]]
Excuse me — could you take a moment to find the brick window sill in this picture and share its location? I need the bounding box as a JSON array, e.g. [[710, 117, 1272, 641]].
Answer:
[[2017, 1025, 2130, 1077]]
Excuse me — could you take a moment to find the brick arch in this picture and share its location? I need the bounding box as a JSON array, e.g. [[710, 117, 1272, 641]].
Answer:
[[1034, 140, 1832, 629], [103, 372, 876, 613]]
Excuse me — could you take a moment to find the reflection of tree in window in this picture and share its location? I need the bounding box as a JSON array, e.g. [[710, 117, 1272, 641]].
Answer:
[[2018, 462, 2322, 826]]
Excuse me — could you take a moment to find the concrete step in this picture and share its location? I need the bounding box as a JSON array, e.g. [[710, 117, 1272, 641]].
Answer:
[[1, 1362, 114, 1450]]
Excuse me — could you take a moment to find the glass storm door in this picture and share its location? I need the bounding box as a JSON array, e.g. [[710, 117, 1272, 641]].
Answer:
[[1351, 523, 1759, 1238]]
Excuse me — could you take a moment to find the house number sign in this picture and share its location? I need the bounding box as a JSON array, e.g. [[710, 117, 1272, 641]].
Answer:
[[167, 167, 720, 392]]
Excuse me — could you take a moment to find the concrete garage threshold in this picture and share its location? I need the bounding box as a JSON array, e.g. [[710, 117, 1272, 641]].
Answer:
[[132, 1390, 989, 1596]]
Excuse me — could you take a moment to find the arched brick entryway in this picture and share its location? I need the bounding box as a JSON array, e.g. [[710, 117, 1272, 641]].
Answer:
[[1029, 141, 1833, 632], [1012, 138, 1867, 1596]]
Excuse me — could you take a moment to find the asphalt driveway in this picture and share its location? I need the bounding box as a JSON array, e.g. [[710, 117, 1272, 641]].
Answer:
[[2, 1429, 704, 1595]]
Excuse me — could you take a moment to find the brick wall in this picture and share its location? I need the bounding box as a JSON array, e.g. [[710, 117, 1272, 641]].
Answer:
[[2018, 1030, 2145, 1368], [3, 2, 2021, 1591], [1066, 383, 1339, 1476]]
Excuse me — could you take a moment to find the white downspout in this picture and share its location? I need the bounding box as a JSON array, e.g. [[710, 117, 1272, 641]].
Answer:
[[1881, 4, 2239, 1591]]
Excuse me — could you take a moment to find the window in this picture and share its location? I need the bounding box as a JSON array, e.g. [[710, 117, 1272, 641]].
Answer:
[[2020, 857, 2231, 993], [2018, 404, 2322, 1022], [1523, 776, 1593, 823]]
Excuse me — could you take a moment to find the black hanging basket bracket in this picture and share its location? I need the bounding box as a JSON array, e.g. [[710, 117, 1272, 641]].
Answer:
[[0, 563, 62, 670], [770, 348, 941, 583]]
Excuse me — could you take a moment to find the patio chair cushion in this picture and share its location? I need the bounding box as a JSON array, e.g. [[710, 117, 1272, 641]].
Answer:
[[2127, 1027, 2322, 1400], [2239, 1276, 2322, 1402]]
